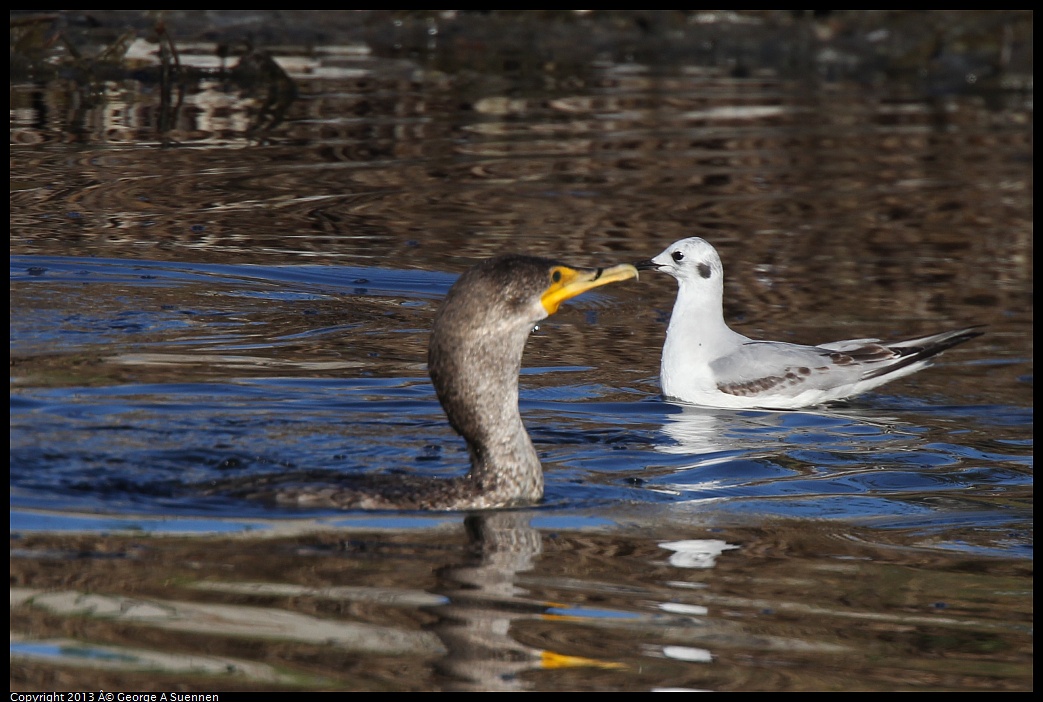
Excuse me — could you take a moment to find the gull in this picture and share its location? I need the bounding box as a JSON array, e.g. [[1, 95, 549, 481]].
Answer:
[[637, 237, 982, 409]]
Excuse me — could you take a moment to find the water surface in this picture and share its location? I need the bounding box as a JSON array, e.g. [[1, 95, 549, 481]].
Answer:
[[10, 11, 1032, 691]]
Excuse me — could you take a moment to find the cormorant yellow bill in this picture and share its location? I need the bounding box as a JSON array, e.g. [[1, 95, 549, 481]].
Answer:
[[540, 263, 639, 315]]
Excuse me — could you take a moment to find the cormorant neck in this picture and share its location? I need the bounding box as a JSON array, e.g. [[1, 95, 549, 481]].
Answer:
[[428, 291, 544, 507]]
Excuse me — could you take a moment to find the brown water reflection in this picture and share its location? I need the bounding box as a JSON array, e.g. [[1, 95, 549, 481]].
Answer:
[[10, 10, 1033, 692], [11, 514, 1032, 691], [11, 16, 1031, 325]]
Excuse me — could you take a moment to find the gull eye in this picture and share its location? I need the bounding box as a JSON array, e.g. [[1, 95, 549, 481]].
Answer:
[[671, 251, 684, 262]]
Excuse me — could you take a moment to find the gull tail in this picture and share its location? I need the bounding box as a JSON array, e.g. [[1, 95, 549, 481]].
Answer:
[[861, 326, 985, 381]]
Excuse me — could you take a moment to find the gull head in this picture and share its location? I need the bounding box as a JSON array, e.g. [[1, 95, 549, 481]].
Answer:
[[635, 237, 725, 289]]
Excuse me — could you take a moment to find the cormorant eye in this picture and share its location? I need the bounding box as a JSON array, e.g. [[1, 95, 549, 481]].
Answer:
[[551, 269, 563, 283], [672, 251, 684, 262]]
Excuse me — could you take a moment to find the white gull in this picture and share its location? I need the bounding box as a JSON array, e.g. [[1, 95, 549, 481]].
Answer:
[[637, 237, 982, 409]]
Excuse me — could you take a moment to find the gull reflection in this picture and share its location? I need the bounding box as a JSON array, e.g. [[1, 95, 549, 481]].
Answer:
[[660, 538, 740, 569], [655, 401, 907, 457]]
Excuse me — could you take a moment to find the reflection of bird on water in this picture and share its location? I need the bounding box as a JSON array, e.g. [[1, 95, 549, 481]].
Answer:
[[263, 254, 638, 511], [637, 237, 982, 410]]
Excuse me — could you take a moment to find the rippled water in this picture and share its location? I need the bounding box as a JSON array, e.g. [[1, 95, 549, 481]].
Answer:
[[10, 11, 1032, 691]]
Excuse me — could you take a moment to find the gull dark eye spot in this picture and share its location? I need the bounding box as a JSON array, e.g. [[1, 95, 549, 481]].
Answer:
[[698, 263, 712, 279], [671, 251, 684, 262]]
